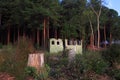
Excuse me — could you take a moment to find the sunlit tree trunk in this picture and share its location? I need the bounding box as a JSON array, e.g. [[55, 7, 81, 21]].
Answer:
[[97, 16, 100, 48], [90, 1, 102, 48], [43, 18, 46, 49], [89, 17, 94, 49]]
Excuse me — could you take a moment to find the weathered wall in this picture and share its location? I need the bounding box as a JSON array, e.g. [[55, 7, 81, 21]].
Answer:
[[65, 39, 82, 54], [50, 38, 82, 54], [50, 38, 63, 53]]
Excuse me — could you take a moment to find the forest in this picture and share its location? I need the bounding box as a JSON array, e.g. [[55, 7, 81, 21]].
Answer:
[[0, 0, 120, 50], [0, 0, 120, 80]]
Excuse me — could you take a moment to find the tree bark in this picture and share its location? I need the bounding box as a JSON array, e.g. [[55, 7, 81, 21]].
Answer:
[[90, 2, 102, 48], [55, 29, 57, 39], [89, 17, 94, 49], [27, 53, 44, 72], [7, 26, 10, 44], [43, 18, 46, 49], [37, 28, 40, 45], [32, 30, 35, 44], [14, 27, 16, 43], [47, 18, 49, 48], [97, 16, 100, 48], [0, 14, 1, 27], [23, 28, 26, 39], [110, 32, 112, 46], [104, 25, 107, 48], [17, 27, 20, 42]]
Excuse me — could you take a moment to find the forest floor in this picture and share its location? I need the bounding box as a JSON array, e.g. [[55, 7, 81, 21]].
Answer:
[[0, 72, 15, 80]]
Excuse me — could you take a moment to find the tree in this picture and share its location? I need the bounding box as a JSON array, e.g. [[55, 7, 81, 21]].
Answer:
[[83, 9, 96, 49], [100, 6, 109, 48], [88, 0, 103, 48], [0, 0, 16, 44], [61, 0, 87, 39], [107, 9, 119, 45]]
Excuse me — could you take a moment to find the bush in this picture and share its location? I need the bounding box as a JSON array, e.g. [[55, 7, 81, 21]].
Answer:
[[25, 64, 50, 80], [114, 69, 120, 80], [102, 44, 120, 67], [67, 54, 83, 80], [0, 44, 15, 73], [0, 43, 2, 49], [81, 51, 108, 74], [25, 66, 37, 78], [0, 38, 35, 80], [14, 37, 35, 79]]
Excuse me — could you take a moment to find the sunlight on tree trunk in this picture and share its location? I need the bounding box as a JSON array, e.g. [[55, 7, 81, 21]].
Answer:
[[43, 18, 46, 49]]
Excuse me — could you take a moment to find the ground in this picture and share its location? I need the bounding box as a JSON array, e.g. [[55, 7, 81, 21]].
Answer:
[[0, 72, 15, 80]]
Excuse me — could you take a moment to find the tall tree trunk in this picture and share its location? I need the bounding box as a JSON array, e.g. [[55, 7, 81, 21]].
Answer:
[[37, 28, 40, 45], [0, 13, 2, 42], [43, 18, 46, 49], [7, 26, 10, 44], [55, 29, 57, 39], [90, 3, 102, 48], [18, 27, 20, 42], [89, 18, 94, 49], [46, 17, 49, 49], [104, 25, 107, 48], [97, 16, 100, 48], [14, 27, 16, 43], [0, 14, 1, 27], [23, 28, 25, 39], [110, 32, 112, 46], [32, 30, 35, 44]]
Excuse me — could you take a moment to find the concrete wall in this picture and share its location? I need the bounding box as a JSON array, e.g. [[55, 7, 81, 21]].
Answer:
[[49, 38, 82, 54], [65, 39, 82, 54], [50, 38, 63, 53]]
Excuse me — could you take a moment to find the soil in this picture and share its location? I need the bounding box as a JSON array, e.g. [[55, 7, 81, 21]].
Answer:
[[0, 72, 15, 80]]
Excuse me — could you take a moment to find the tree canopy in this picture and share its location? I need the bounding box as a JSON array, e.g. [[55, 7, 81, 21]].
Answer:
[[0, 0, 120, 49]]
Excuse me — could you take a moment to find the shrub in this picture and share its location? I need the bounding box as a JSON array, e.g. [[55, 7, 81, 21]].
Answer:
[[0, 43, 2, 49], [114, 69, 120, 80], [25, 66, 37, 78], [0, 44, 15, 73], [81, 51, 108, 74], [0, 38, 35, 80], [25, 64, 50, 80], [14, 37, 35, 79], [102, 44, 120, 67], [67, 54, 83, 80]]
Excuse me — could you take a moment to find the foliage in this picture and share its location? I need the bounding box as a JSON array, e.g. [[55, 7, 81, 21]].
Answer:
[[113, 69, 120, 80], [25, 64, 50, 80], [46, 52, 68, 79], [14, 37, 35, 79], [81, 51, 108, 74], [25, 66, 37, 78], [0, 38, 35, 80], [0, 44, 15, 73], [0, 43, 2, 49], [102, 44, 120, 66]]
